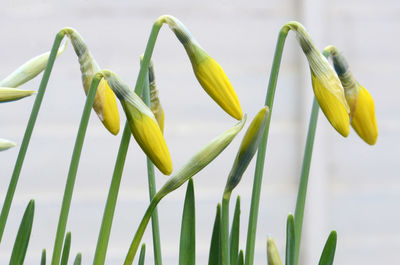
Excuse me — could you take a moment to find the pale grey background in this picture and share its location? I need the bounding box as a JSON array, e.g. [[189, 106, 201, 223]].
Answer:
[[0, 0, 398, 265]]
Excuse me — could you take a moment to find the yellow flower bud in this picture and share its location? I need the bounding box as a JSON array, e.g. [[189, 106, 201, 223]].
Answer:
[[61, 28, 120, 135], [224, 107, 269, 195], [324, 46, 378, 145], [158, 15, 243, 120], [0, 139, 16, 151], [267, 237, 283, 265], [0, 87, 34, 103], [101, 70, 173, 175], [0, 41, 67, 88], [285, 22, 350, 137]]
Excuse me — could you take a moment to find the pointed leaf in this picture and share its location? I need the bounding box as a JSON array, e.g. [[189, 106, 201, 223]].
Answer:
[[318, 231, 337, 265], [60, 232, 71, 265], [285, 215, 295, 265], [9, 200, 34, 265], [138, 244, 146, 265], [236, 250, 244, 265], [230, 196, 240, 265], [41, 249, 46, 265], [179, 178, 196, 265], [73, 253, 82, 265], [209, 204, 221, 265]]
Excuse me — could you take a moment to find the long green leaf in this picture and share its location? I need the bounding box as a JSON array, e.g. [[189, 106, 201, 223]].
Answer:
[[318, 231, 337, 265], [9, 200, 35, 265], [230, 196, 240, 265], [138, 244, 146, 265], [41, 249, 46, 265], [179, 178, 196, 265], [209, 204, 222, 265], [73, 253, 82, 265], [60, 232, 71, 265], [285, 215, 295, 265]]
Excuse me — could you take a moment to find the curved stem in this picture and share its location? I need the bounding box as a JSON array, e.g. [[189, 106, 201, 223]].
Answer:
[[50, 75, 101, 265], [244, 26, 289, 265], [0, 32, 65, 243], [221, 193, 231, 265]]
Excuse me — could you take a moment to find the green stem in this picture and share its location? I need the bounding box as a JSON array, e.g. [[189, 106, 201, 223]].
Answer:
[[142, 65, 163, 265], [50, 76, 101, 265], [92, 19, 164, 265], [244, 26, 290, 265], [0, 32, 65, 243], [124, 195, 162, 265], [221, 193, 231, 265], [293, 97, 319, 265], [92, 122, 131, 265]]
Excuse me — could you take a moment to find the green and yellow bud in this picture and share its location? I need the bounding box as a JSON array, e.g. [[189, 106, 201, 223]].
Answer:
[[101, 70, 172, 175], [324, 46, 378, 145], [267, 237, 283, 265], [285, 21, 350, 137], [0, 41, 67, 88], [146, 59, 165, 132], [0, 87, 35, 103], [0, 139, 16, 151], [61, 28, 120, 135], [157, 116, 246, 199], [158, 15, 243, 120], [224, 107, 269, 195]]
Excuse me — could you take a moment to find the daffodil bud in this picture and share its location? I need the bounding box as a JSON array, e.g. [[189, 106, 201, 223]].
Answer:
[[224, 107, 269, 196], [157, 116, 246, 199], [60, 28, 120, 135], [267, 237, 283, 265], [285, 21, 350, 137], [0, 139, 16, 151], [0, 41, 67, 88], [146, 59, 165, 133], [0, 87, 35, 103], [324, 45, 378, 145], [100, 70, 173, 175], [157, 15, 243, 120]]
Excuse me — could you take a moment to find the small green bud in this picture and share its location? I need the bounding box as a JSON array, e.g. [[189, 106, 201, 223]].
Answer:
[[0, 87, 35, 103], [0, 139, 16, 151], [267, 237, 283, 265]]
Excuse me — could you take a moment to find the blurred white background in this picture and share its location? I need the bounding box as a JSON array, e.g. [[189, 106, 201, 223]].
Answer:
[[0, 0, 399, 264]]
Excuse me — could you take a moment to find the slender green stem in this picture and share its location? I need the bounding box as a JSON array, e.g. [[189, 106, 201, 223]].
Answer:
[[142, 65, 163, 265], [0, 32, 65, 243], [293, 98, 319, 265], [92, 122, 131, 265], [244, 26, 290, 265], [92, 19, 164, 265], [221, 193, 231, 265], [50, 76, 101, 265]]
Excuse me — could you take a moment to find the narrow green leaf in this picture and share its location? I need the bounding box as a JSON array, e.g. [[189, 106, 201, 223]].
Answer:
[[60, 232, 71, 265], [73, 253, 82, 265], [138, 244, 146, 265], [236, 250, 244, 265], [318, 231, 337, 265], [230, 196, 240, 265], [41, 249, 46, 265], [285, 215, 295, 265], [209, 204, 221, 265], [179, 178, 196, 265], [9, 200, 35, 265]]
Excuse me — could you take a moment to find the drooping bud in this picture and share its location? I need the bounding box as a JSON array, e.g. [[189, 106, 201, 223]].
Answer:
[[0, 41, 67, 88], [157, 15, 243, 120], [0, 139, 16, 151], [224, 107, 268, 196], [285, 21, 350, 137], [100, 70, 173, 175], [0, 88, 35, 103], [61, 28, 120, 135], [324, 45, 378, 145]]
